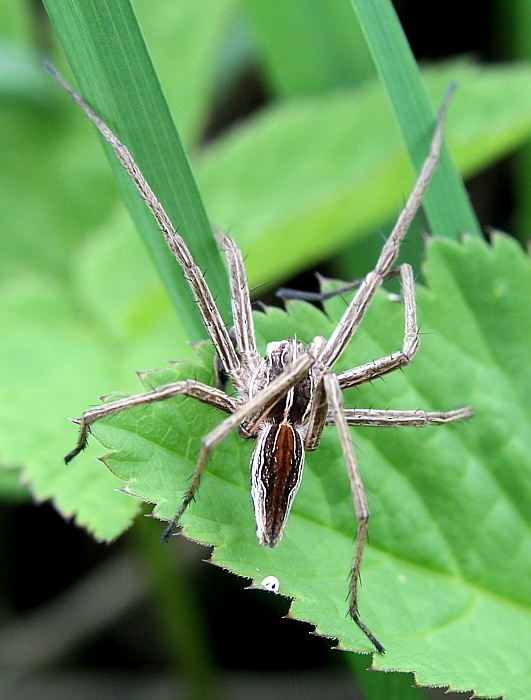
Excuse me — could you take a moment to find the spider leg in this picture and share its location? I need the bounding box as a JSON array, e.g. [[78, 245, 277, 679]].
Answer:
[[214, 229, 259, 374], [161, 337, 326, 541], [322, 371, 385, 653], [319, 87, 453, 370], [331, 406, 474, 427], [64, 381, 238, 464], [276, 278, 363, 303], [46, 64, 240, 378], [302, 375, 328, 452], [337, 263, 419, 389]]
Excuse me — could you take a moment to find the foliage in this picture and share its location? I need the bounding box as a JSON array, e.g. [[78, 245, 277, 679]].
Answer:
[[1, 0, 531, 698], [91, 234, 531, 700]]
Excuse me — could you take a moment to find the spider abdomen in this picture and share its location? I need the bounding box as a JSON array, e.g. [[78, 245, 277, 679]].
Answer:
[[250, 420, 305, 548]]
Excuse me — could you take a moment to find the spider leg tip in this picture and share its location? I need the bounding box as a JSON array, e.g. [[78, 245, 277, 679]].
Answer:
[[64, 449, 78, 465], [160, 529, 172, 543], [350, 607, 385, 653], [161, 519, 183, 543]]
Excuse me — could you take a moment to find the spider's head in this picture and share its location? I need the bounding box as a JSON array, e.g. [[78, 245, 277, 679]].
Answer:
[[249, 338, 307, 398], [250, 338, 315, 427]]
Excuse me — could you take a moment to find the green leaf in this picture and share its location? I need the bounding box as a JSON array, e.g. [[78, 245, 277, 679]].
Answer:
[[0, 53, 115, 281], [0, 219, 194, 539], [198, 59, 531, 287], [88, 234, 530, 698]]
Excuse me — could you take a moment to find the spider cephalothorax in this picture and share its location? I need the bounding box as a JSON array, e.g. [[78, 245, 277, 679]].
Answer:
[[50, 64, 473, 654]]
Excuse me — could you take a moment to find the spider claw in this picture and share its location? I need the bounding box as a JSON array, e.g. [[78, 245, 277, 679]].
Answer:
[[64, 443, 84, 464], [160, 524, 175, 543], [350, 607, 385, 654], [161, 501, 188, 542], [161, 518, 183, 542]]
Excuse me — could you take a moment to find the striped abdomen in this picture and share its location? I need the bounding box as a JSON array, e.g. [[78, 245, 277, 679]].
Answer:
[[250, 420, 305, 547]]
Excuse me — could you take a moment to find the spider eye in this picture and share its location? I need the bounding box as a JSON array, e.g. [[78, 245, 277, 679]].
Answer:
[[265, 339, 305, 366]]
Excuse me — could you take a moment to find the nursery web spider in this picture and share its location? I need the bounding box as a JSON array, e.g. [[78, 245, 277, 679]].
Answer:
[[49, 64, 473, 653]]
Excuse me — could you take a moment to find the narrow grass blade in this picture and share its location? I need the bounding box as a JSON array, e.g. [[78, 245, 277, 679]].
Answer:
[[43, 0, 231, 339], [350, 0, 482, 239]]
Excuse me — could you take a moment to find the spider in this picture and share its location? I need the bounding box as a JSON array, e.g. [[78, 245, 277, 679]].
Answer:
[[48, 64, 473, 653]]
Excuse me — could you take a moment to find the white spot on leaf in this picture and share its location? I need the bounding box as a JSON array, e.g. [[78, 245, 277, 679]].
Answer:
[[261, 575, 280, 592]]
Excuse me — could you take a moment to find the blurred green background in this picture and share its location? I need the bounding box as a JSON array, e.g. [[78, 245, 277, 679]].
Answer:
[[0, 1, 530, 698]]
